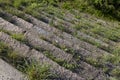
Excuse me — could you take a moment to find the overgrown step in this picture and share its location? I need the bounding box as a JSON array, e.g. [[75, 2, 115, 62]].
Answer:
[[0, 59, 28, 80], [0, 17, 72, 62], [0, 6, 119, 79], [0, 9, 112, 55], [0, 11, 116, 69], [69, 10, 120, 42], [0, 13, 110, 65], [0, 10, 112, 61], [0, 9, 116, 54], [70, 9, 120, 29], [41, 9, 118, 45], [0, 8, 113, 51], [20, 12, 112, 58], [0, 32, 85, 80], [0, 17, 108, 80], [48, 8, 120, 30], [41, 7, 77, 23], [39, 11, 116, 50]]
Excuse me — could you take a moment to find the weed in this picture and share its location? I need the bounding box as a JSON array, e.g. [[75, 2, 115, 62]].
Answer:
[[91, 26, 120, 41], [109, 77, 118, 80], [44, 51, 78, 71], [112, 44, 120, 56], [25, 62, 57, 80], [110, 67, 120, 78], [0, 29, 11, 35], [11, 33, 26, 42], [86, 57, 102, 67], [0, 30, 28, 43], [4, 7, 32, 23], [0, 42, 12, 57], [102, 53, 120, 66]]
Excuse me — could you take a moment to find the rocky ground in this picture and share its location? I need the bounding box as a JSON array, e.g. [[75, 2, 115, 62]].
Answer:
[[0, 6, 120, 80]]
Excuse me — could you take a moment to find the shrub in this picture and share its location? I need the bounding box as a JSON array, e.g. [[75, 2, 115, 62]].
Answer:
[[88, 0, 120, 20]]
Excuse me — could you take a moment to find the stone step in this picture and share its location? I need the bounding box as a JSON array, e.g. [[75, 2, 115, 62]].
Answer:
[[0, 10, 112, 62], [0, 17, 107, 80], [0, 59, 28, 80], [0, 32, 85, 80], [0, 17, 73, 62], [42, 9, 117, 45], [40, 11, 116, 50]]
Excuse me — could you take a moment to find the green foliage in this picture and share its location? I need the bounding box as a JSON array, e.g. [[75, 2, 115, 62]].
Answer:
[[44, 51, 78, 71], [1, 0, 120, 20], [25, 62, 55, 80], [0, 42, 11, 55], [103, 53, 120, 65], [11, 33, 26, 42], [111, 67, 120, 78], [109, 77, 118, 80], [60, 0, 120, 20], [91, 0, 120, 20], [113, 44, 120, 55], [88, 0, 120, 20], [91, 26, 120, 41], [86, 57, 102, 67], [13, 0, 24, 8], [0, 29, 27, 43], [0, 0, 11, 6]]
